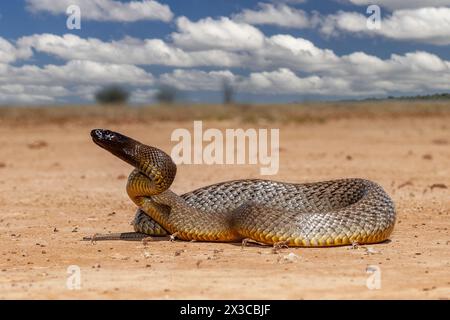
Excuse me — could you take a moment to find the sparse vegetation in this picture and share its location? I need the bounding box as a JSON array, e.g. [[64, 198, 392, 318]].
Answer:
[[395, 93, 450, 100], [222, 79, 235, 105], [366, 92, 450, 101], [155, 85, 178, 104], [95, 85, 129, 105], [1, 101, 449, 126]]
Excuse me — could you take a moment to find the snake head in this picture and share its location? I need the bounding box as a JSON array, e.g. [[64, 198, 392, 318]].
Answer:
[[91, 129, 134, 158], [91, 129, 177, 192]]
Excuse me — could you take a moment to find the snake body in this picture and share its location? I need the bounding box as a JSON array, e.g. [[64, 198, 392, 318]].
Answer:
[[89, 129, 396, 246]]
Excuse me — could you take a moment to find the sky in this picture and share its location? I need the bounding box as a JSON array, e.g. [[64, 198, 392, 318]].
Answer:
[[0, 0, 449, 104]]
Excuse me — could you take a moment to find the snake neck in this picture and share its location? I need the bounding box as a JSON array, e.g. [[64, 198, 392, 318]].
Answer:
[[92, 129, 177, 193], [94, 129, 239, 241], [126, 169, 170, 225]]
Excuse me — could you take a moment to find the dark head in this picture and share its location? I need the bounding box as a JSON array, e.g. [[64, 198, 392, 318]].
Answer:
[[91, 129, 140, 166], [91, 129, 177, 191]]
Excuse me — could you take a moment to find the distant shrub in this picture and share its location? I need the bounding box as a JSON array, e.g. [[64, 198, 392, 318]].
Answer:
[[155, 85, 178, 104], [222, 79, 234, 105], [95, 85, 129, 105]]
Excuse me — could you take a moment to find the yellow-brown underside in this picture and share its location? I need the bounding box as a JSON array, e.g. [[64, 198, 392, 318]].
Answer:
[[169, 225, 394, 247]]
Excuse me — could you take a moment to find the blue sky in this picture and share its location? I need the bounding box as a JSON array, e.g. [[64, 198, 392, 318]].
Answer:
[[0, 0, 449, 104]]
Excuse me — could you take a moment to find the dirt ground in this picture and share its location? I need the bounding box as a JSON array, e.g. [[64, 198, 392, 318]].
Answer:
[[0, 105, 449, 299]]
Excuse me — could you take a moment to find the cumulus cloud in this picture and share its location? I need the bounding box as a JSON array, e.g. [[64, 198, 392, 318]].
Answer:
[[256, 35, 339, 72], [157, 68, 379, 97], [15, 32, 343, 72], [130, 88, 158, 103], [26, 0, 173, 22], [18, 33, 243, 67], [341, 0, 450, 10], [0, 84, 69, 104], [172, 16, 266, 51], [241, 68, 354, 95], [233, 3, 312, 28], [332, 51, 450, 94], [9, 27, 450, 102], [0, 37, 32, 63], [232, 3, 450, 45], [0, 60, 153, 86], [160, 69, 236, 91], [2, 3, 450, 104], [157, 49, 450, 97], [136, 67, 349, 97], [320, 7, 450, 45], [0, 60, 153, 103]]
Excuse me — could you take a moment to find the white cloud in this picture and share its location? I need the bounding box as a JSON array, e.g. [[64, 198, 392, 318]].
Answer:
[[0, 60, 153, 104], [256, 35, 339, 72], [16, 32, 341, 73], [160, 69, 236, 91], [155, 68, 384, 97], [320, 7, 450, 45], [241, 68, 353, 95], [0, 37, 32, 63], [336, 51, 450, 94], [156, 49, 450, 97], [233, 3, 312, 28], [342, 0, 450, 10], [0, 60, 153, 86], [26, 0, 173, 22], [18, 32, 343, 73], [172, 16, 266, 51], [231, 3, 450, 45], [2, 4, 450, 104], [0, 84, 68, 104], [18, 33, 243, 67], [130, 88, 158, 103], [18, 32, 339, 72], [45, 60, 154, 85], [8, 28, 450, 102], [141, 67, 353, 96], [2, 46, 450, 102], [319, 11, 366, 36]]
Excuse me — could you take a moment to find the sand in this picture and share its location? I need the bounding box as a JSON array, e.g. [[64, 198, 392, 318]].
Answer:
[[0, 104, 449, 299]]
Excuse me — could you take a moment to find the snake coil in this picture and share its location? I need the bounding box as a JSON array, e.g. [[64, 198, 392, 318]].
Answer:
[[88, 129, 396, 246]]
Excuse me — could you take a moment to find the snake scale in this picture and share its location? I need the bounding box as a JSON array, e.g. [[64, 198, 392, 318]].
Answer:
[[85, 129, 396, 247]]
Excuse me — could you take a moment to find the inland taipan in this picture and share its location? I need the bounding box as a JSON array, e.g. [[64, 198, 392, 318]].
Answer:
[[84, 129, 396, 247]]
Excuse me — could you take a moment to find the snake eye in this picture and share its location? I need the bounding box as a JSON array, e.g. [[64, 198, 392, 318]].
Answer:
[[103, 130, 115, 141], [91, 129, 108, 141]]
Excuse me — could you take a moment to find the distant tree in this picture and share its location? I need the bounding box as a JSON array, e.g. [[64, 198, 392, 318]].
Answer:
[[222, 78, 234, 105], [155, 85, 178, 104], [95, 85, 129, 105]]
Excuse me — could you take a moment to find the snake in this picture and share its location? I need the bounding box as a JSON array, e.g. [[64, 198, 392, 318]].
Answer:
[[85, 129, 396, 247]]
